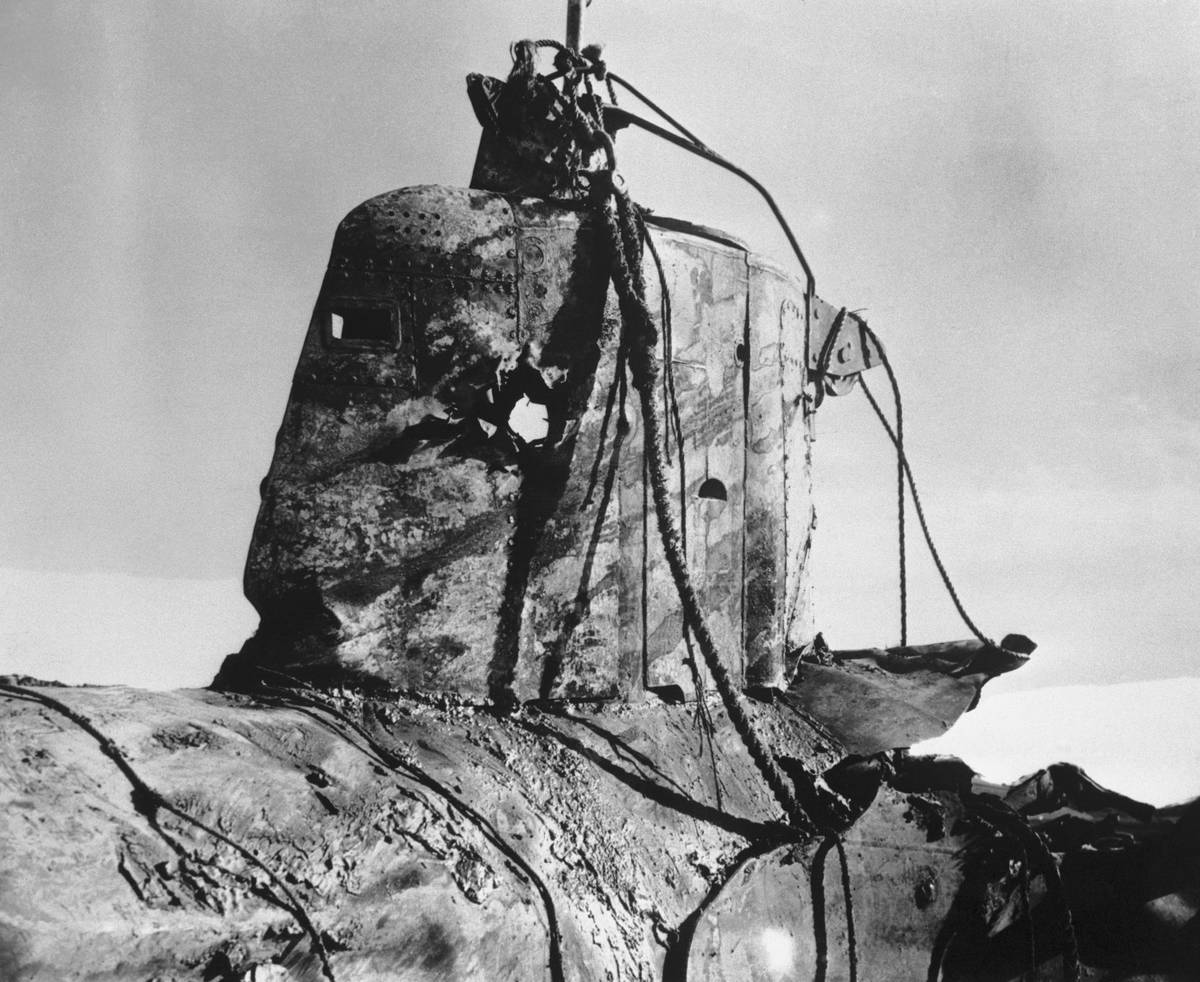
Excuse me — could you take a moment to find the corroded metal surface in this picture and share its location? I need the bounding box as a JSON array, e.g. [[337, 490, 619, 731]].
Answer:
[[0, 686, 972, 982], [684, 788, 970, 981], [638, 226, 747, 698], [5, 685, 1180, 980], [467, 74, 616, 202], [232, 185, 874, 703]]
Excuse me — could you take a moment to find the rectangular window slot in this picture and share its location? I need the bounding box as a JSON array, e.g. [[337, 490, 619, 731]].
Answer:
[[322, 300, 399, 348]]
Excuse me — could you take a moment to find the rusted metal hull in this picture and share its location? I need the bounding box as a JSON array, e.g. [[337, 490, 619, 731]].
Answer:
[[5, 684, 1171, 981], [0, 686, 980, 982], [234, 185, 878, 702]]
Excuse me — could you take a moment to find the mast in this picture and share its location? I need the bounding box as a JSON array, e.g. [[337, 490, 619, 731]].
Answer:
[[566, 0, 584, 51]]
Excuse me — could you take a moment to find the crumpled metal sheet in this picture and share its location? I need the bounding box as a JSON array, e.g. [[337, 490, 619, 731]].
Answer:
[[787, 640, 1031, 755], [234, 185, 872, 703]]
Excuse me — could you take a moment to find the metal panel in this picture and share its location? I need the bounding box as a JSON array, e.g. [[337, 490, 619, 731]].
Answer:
[[640, 229, 747, 697], [807, 294, 883, 378], [507, 200, 623, 700], [685, 790, 969, 982], [244, 187, 523, 696], [743, 262, 789, 688], [782, 292, 816, 656]]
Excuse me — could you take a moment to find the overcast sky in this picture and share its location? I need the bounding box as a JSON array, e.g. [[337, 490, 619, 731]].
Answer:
[[2, 1, 1198, 796]]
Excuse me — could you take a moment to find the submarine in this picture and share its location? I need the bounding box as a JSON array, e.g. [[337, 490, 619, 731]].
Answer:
[[14, 9, 1191, 982], [224, 37, 898, 712]]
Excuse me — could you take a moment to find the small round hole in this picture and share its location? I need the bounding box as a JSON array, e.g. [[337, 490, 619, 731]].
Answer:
[[735, 342, 747, 364], [697, 478, 727, 501]]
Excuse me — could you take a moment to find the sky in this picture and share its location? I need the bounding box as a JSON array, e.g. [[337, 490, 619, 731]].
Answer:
[[2, 1, 1198, 801]]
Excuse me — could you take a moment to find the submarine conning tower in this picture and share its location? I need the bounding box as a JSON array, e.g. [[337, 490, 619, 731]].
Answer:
[[221, 54, 883, 704]]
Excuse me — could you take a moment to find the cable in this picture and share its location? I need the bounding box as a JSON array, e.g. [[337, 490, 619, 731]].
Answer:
[[600, 187, 812, 831], [0, 682, 336, 982], [856, 369, 992, 648], [834, 837, 859, 982], [815, 313, 907, 644], [606, 72, 711, 151], [249, 679, 566, 982], [602, 104, 815, 299]]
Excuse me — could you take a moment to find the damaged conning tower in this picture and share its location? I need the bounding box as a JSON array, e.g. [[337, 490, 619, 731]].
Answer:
[[224, 62, 881, 704]]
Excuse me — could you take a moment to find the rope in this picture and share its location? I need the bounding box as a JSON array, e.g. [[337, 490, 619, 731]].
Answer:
[[511, 47, 821, 313], [662, 837, 791, 981], [814, 310, 909, 644], [834, 837, 860, 982], [606, 72, 711, 151], [640, 217, 686, 467], [854, 323, 992, 647], [597, 72, 1016, 664], [582, 341, 628, 509], [811, 307, 846, 410], [0, 682, 336, 982], [601, 105, 815, 299], [638, 213, 722, 801], [811, 835, 859, 982], [872, 323, 908, 646], [598, 187, 811, 832], [811, 836, 832, 982], [489, 46, 841, 832]]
